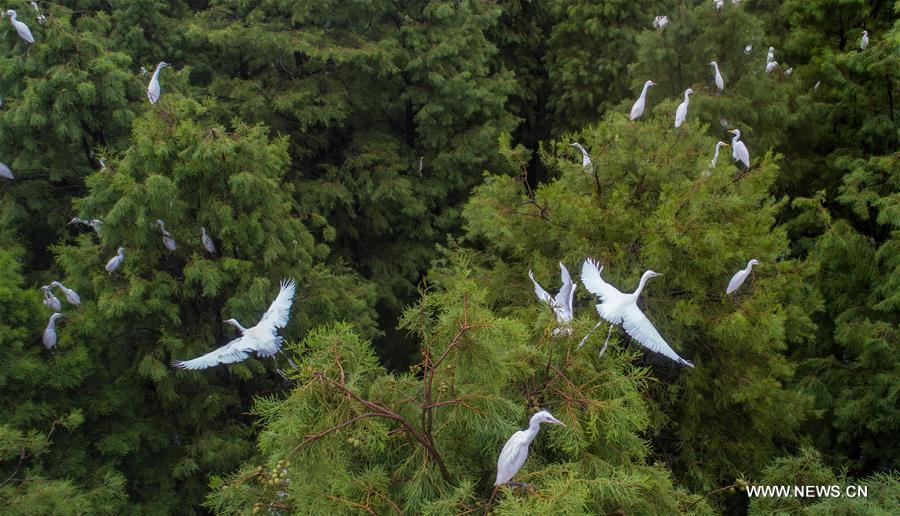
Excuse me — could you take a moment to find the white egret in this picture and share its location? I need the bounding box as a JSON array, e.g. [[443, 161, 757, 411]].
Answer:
[[728, 129, 750, 169], [41, 286, 61, 312], [710, 61, 725, 91], [29, 2, 45, 24], [105, 247, 125, 274], [814, 80, 821, 91], [147, 62, 169, 104], [528, 263, 577, 337], [784, 67, 793, 77], [727, 259, 759, 294], [652, 16, 668, 31], [172, 279, 296, 370], [5, 10, 34, 44], [495, 410, 565, 487], [674, 88, 693, 128], [630, 80, 656, 121], [579, 259, 694, 367], [710, 141, 730, 168], [766, 47, 775, 64], [201, 227, 216, 254], [714, 0, 723, 11], [68, 217, 103, 235], [766, 60, 778, 73], [50, 281, 80, 306], [744, 44, 753, 55], [731, 0, 742, 4], [0, 163, 12, 180], [154, 219, 177, 251], [43, 313, 63, 349], [860, 30, 868, 50], [569, 142, 592, 173]]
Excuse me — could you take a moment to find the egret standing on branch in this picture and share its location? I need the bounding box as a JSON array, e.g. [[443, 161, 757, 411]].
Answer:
[[41, 286, 61, 312], [569, 143, 592, 173], [43, 313, 63, 349], [579, 259, 694, 367], [727, 259, 759, 294], [200, 227, 216, 254], [5, 10, 34, 44], [495, 410, 565, 487], [675, 89, 694, 128], [710, 61, 725, 92], [710, 141, 729, 168], [105, 247, 125, 274], [860, 30, 868, 50], [154, 219, 177, 251], [528, 263, 577, 337], [0, 163, 13, 180], [147, 62, 169, 104], [630, 80, 656, 121], [652, 15, 668, 31], [728, 129, 750, 169], [172, 279, 297, 370], [51, 281, 81, 306]]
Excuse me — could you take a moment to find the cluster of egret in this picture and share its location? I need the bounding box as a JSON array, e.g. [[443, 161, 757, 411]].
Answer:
[[40, 281, 80, 349]]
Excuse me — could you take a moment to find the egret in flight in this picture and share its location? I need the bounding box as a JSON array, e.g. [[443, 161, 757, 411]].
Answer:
[[675, 88, 694, 128], [630, 80, 656, 120], [154, 219, 177, 251], [43, 313, 63, 349], [51, 281, 81, 306], [5, 10, 34, 44], [495, 410, 565, 487], [0, 163, 12, 179], [172, 279, 296, 370], [105, 247, 125, 274], [569, 143, 592, 173], [860, 30, 868, 50], [68, 218, 103, 235], [728, 129, 750, 169], [41, 286, 61, 312], [579, 259, 694, 367], [727, 259, 759, 294], [200, 227, 216, 254], [528, 263, 577, 337], [147, 62, 169, 104], [710, 61, 725, 91]]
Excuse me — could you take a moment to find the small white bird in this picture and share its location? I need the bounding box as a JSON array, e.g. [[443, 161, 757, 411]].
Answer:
[[495, 410, 565, 487], [728, 129, 750, 169], [652, 15, 668, 31], [68, 217, 103, 235], [727, 259, 759, 294], [105, 247, 125, 274], [43, 313, 63, 349], [51, 281, 81, 306], [154, 219, 177, 251], [714, 0, 724, 11], [172, 279, 297, 370], [744, 44, 753, 55], [5, 10, 34, 44], [630, 80, 656, 121], [860, 30, 868, 50], [29, 2, 46, 24], [710, 141, 730, 168], [731, 0, 742, 4], [580, 259, 693, 367], [784, 67, 793, 77], [814, 80, 821, 91], [41, 286, 61, 312], [674, 88, 694, 128], [201, 227, 216, 254], [569, 142, 593, 173], [710, 61, 725, 91], [0, 163, 13, 180], [766, 60, 778, 73], [766, 47, 775, 64], [147, 61, 169, 104], [528, 263, 577, 337]]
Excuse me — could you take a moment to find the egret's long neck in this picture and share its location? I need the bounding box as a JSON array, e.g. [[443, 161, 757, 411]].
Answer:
[[640, 83, 651, 99], [633, 272, 652, 298], [152, 65, 164, 81], [523, 421, 542, 446], [231, 320, 248, 333], [684, 91, 691, 103], [713, 145, 721, 160], [746, 262, 756, 273], [731, 132, 740, 145]]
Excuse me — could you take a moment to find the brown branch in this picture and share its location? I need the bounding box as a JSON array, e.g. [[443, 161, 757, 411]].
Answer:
[[682, 483, 738, 511], [325, 495, 377, 516], [290, 412, 383, 456], [0, 448, 26, 489]]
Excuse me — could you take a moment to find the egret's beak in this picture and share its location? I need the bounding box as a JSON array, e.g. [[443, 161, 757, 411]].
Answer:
[[551, 417, 566, 427]]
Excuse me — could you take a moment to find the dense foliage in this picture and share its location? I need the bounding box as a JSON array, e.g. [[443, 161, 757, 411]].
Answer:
[[1, 0, 897, 514]]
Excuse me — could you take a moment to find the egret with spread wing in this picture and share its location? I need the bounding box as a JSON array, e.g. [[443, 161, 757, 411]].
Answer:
[[528, 263, 577, 336], [579, 259, 693, 367], [172, 279, 296, 370]]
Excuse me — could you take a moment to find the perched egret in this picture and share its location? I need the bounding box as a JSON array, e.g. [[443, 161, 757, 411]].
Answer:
[[714, 0, 723, 11], [172, 279, 297, 370], [710, 141, 730, 168], [744, 44, 753, 55], [495, 410, 565, 487], [43, 313, 63, 349], [569, 142, 592, 173], [105, 247, 125, 274], [51, 281, 81, 306], [200, 227, 216, 254], [710, 61, 725, 91], [674, 88, 694, 128], [652, 15, 668, 31], [5, 10, 34, 44], [814, 80, 821, 91], [147, 62, 169, 104], [154, 219, 177, 251], [68, 217, 103, 235], [784, 67, 793, 77], [766, 47, 775, 64], [29, 2, 45, 24], [860, 30, 868, 50], [579, 259, 694, 367], [766, 60, 778, 73], [41, 286, 61, 312], [727, 259, 759, 294], [630, 80, 656, 121], [528, 263, 577, 337], [728, 129, 750, 169], [0, 163, 13, 180]]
